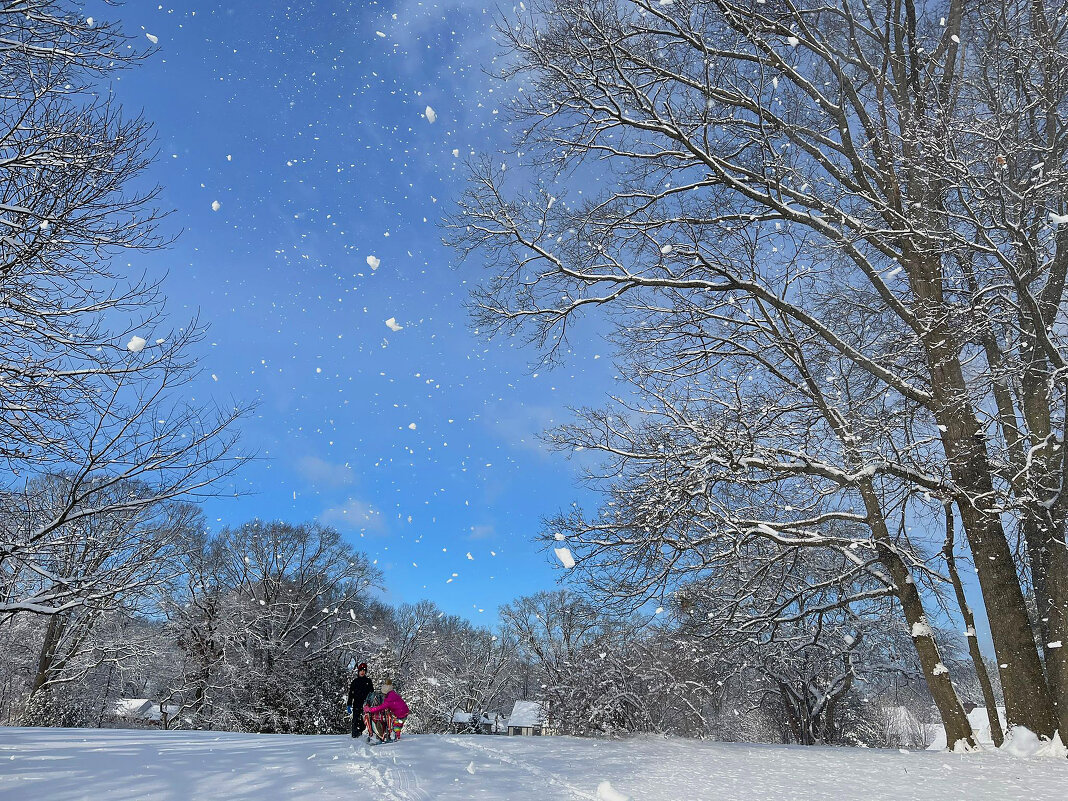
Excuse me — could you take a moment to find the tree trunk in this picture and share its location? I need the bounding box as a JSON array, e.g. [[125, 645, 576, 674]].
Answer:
[[858, 480, 976, 749], [779, 681, 804, 745], [908, 250, 1057, 738], [30, 614, 64, 696], [1014, 336, 1068, 739], [943, 504, 1004, 747], [1045, 541, 1068, 738], [939, 419, 1057, 737], [98, 662, 116, 728]]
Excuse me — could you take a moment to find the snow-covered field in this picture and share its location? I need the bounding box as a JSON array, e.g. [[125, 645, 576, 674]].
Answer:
[[1, 727, 1066, 800]]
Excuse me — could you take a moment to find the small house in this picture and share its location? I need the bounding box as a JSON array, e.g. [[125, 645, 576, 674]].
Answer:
[[450, 710, 477, 733], [113, 698, 180, 729], [506, 700, 554, 736], [451, 710, 509, 734]]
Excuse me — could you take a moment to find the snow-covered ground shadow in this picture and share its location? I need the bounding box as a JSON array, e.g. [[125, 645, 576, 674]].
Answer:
[[2, 727, 1067, 800], [0, 728, 359, 801]]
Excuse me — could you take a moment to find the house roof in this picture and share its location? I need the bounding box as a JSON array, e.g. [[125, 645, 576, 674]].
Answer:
[[507, 700, 544, 728], [113, 699, 179, 721]]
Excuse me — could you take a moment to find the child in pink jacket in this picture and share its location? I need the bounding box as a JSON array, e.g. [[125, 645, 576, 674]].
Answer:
[[363, 677, 410, 741]]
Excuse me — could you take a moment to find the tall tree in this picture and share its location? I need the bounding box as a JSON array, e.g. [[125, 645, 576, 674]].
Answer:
[[0, 3, 245, 617], [454, 0, 1068, 740], [167, 521, 380, 733]]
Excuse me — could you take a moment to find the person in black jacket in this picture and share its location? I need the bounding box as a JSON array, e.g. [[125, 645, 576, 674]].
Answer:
[[346, 663, 374, 738]]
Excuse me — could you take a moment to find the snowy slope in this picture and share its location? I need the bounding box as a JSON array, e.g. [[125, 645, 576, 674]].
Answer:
[[1, 727, 1066, 801]]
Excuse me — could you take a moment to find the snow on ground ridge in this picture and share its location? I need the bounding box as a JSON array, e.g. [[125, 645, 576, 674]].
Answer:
[[2, 727, 1068, 801]]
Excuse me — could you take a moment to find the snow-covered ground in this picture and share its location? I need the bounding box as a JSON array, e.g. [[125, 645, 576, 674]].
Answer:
[[1, 727, 1066, 800]]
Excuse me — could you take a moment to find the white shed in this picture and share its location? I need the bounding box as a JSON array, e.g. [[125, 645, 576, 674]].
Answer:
[[506, 700, 554, 736], [113, 698, 180, 728]]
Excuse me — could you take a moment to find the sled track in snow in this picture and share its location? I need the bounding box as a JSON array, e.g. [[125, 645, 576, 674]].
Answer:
[[347, 742, 432, 801], [442, 736, 600, 800]]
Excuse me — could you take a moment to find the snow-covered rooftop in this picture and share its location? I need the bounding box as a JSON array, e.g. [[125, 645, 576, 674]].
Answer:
[[507, 700, 544, 728], [113, 699, 178, 722]]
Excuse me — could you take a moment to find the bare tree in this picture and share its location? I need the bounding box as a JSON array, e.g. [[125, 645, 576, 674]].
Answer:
[[4, 488, 200, 720], [166, 521, 381, 733], [0, 3, 246, 618], [387, 605, 516, 733], [453, 0, 1068, 740], [1, 2, 175, 468]]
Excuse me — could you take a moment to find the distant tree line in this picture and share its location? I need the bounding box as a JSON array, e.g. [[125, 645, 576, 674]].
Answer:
[[0, 503, 982, 747]]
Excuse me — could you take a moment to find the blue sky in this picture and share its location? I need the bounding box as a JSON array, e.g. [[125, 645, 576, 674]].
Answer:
[[82, 0, 615, 623]]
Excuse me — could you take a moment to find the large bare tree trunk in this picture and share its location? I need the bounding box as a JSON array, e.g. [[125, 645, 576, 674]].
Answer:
[[937, 410, 1056, 737], [30, 614, 65, 697], [943, 505, 1005, 747], [1046, 543, 1068, 737], [905, 247, 1055, 736], [859, 481, 976, 749]]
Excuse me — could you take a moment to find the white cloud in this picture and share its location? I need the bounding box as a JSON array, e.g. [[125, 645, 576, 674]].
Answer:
[[320, 497, 385, 533], [468, 524, 495, 541], [295, 455, 355, 488]]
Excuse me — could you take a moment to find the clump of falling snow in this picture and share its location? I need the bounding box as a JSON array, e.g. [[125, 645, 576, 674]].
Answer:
[[425, 105, 438, 123], [386, 317, 403, 332], [127, 336, 147, 353], [366, 255, 381, 270], [554, 547, 576, 569]]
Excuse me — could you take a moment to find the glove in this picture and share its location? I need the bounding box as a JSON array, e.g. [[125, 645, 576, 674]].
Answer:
[[347, 706, 352, 714]]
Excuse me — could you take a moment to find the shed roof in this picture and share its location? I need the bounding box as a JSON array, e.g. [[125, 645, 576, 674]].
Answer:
[[113, 699, 179, 721], [507, 700, 544, 728]]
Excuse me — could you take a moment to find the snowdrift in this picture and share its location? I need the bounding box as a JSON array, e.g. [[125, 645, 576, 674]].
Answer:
[[1, 726, 1066, 800]]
